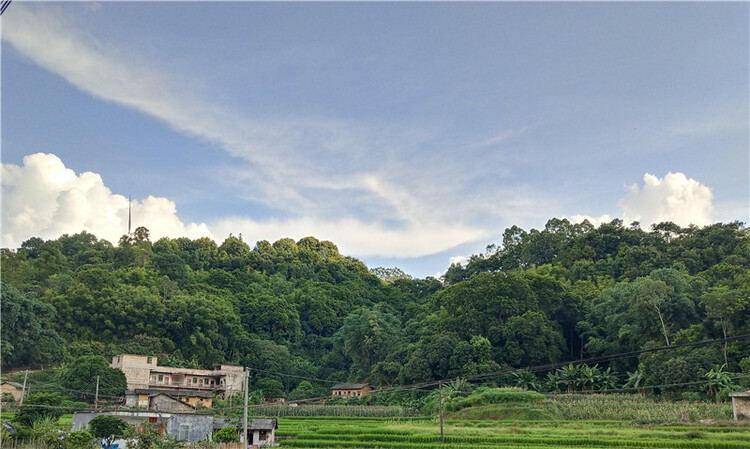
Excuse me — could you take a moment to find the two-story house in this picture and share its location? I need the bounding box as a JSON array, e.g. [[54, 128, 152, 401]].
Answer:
[[111, 354, 245, 409]]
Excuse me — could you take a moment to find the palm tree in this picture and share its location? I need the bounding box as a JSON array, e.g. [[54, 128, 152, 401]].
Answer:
[[553, 364, 580, 393], [596, 367, 619, 393], [512, 369, 540, 391], [579, 364, 598, 393], [624, 369, 646, 396], [704, 364, 738, 402]]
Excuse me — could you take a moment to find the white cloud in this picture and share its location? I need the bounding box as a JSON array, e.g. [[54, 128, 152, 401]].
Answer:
[[0, 151, 488, 258], [1, 153, 211, 249], [209, 217, 487, 259], [567, 214, 613, 228], [449, 255, 469, 266], [619, 172, 714, 228]]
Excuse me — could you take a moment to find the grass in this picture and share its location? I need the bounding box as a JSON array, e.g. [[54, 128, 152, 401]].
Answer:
[[276, 416, 750, 449], [275, 394, 743, 449], [547, 394, 734, 421]]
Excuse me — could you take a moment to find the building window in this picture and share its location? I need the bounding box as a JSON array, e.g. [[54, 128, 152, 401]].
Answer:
[[149, 417, 158, 424], [147, 357, 153, 364], [178, 424, 190, 440], [192, 378, 197, 384]]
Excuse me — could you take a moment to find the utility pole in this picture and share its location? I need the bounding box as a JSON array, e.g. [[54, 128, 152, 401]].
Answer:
[[243, 368, 249, 448], [95, 376, 100, 409], [20, 370, 28, 405], [438, 383, 444, 444]]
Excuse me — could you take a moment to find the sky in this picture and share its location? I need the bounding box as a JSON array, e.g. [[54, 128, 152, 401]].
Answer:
[[1, 1, 748, 278]]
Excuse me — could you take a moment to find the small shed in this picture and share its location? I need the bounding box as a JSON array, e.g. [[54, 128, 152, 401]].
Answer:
[[331, 383, 371, 399], [730, 391, 750, 420], [213, 417, 278, 447], [0, 381, 25, 402], [247, 418, 277, 447]]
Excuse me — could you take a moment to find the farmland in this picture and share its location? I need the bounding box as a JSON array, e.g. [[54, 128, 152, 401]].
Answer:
[[277, 416, 750, 449]]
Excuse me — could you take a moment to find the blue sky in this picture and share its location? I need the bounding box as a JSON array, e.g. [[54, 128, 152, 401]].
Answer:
[[2, 1, 748, 278]]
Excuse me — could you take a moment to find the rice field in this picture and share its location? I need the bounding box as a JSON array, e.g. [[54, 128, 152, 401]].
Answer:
[[276, 417, 750, 449]]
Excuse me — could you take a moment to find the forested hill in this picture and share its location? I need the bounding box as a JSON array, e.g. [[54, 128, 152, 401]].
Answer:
[[2, 219, 749, 398]]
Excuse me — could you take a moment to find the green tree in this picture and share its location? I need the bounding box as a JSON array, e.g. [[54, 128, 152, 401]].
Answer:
[[287, 381, 316, 400], [498, 311, 566, 367], [335, 306, 403, 377], [1, 283, 64, 368], [702, 286, 747, 365], [63, 430, 95, 449], [89, 415, 128, 447], [254, 378, 284, 398], [437, 272, 535, 347], [14, 393, 65, 426], [241, 294, 301, 345], [61, 356, 127, 400]]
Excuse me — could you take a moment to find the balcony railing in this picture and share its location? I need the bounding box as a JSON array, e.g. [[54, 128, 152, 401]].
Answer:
[[148, 381, 224, 390]]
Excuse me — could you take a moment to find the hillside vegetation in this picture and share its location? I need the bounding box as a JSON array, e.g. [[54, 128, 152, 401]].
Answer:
[[2, 218, 749, 402]]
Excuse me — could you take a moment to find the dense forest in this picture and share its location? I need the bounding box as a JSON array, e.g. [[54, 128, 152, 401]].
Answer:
[[2, 218, 749, 401]]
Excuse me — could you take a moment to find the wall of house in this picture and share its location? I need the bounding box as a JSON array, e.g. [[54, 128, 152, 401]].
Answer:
[[733, 396, 750, 420], [332, 388, 371, 398], [183, 396, 212, 408], [165, 414, 214, 442], [72, 411, 168, 432], [220, 370, 245, 396], [150, 395, 195, 414], [112, 355, 157, 390]]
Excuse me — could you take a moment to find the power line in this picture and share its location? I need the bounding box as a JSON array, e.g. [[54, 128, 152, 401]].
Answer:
[[0, 0, 12, 16]]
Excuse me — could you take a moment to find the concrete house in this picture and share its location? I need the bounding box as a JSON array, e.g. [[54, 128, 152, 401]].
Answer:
[[730, 391, 750, 420], [111, 354, 245, 407], [73, 411, 214, 443], [125, 389, 214, 409], [0, 381, 25, 402], [331, 383, 372, 399]]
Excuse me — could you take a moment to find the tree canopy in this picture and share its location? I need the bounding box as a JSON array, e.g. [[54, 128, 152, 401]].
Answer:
[[2, 220, 749, 401]]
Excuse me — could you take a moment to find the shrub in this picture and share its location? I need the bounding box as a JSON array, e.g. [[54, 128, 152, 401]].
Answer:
[[443, 387, 545, 413], [214, 427, 239, 443], [64, 430, 95, 449], [89, 415, 128, 447], [31, 417, 65, 449]]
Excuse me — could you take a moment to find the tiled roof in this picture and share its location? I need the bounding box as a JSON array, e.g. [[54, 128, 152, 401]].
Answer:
[[251, 418, 277, 430], [331, 383, 370, 390]]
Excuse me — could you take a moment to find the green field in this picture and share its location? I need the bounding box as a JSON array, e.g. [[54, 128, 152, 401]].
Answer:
[[277, 417, 750, 449]]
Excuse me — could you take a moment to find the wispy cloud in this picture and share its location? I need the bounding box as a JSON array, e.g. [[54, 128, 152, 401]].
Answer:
[[3, 4, 514, 257]]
